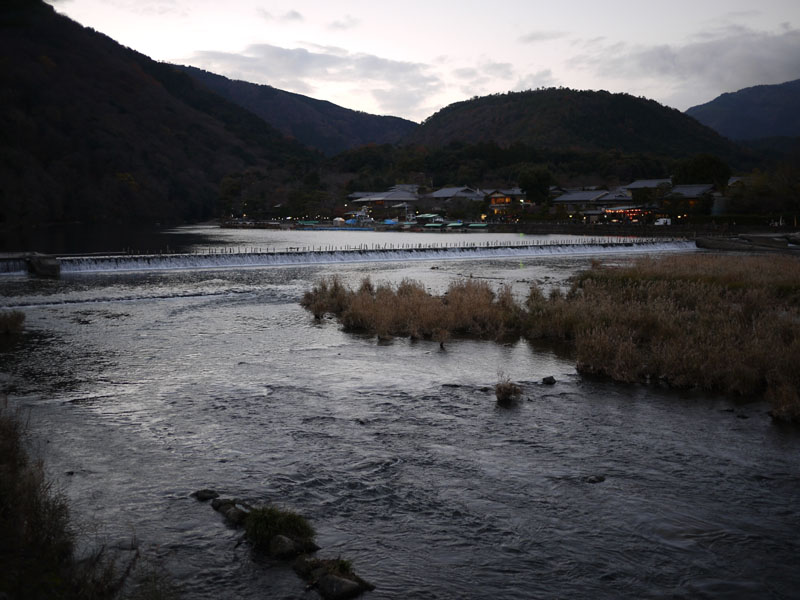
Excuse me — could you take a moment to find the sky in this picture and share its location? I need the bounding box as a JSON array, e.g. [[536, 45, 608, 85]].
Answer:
[[47, 0, 800, 123]]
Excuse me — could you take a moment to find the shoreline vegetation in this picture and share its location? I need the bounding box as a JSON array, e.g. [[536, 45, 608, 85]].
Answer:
[[301, 253, 800, 422], [0, 398, 181, 600], [0, 397, 118, 599]]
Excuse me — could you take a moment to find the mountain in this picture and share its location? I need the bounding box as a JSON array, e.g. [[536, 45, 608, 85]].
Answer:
[[178, 66, 418, 156], [686, 79, 800, 140], [0, 0, 318, 229], [403, 88, 744, 161]]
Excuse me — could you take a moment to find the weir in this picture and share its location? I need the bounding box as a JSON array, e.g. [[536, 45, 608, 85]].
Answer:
[[1, 239, 695, 276]]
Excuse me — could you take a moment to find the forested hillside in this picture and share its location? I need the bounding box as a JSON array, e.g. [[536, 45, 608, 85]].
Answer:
[[0, 0, 318, 228], [686, 79, 800, 140], [179, 66, 418, 156], [404, 88, 745, 161]]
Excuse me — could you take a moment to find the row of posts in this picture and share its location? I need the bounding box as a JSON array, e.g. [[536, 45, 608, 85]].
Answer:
[[123, 237, 685, 257]]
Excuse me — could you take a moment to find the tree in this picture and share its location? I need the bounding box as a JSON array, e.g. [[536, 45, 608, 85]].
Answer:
[[518, 166, 554, 204], [672, 154, 731, 189]]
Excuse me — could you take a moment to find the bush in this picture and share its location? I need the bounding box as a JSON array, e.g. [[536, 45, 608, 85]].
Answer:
[[244, 506, 315, 552], [495, 373, 522, 406]]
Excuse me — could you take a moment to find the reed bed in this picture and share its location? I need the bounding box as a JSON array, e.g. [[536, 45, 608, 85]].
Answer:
[[301, 254, 800, 421], [301, 277, 519, 343]]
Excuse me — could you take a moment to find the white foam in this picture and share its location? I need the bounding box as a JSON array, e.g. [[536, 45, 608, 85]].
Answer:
[[58, 241, 696, 274]]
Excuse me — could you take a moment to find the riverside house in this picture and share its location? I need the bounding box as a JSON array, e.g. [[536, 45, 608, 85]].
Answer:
[[486, 188, 527, 216]]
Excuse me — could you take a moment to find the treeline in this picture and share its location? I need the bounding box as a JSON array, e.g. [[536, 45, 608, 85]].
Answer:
[[218, 140, 799, 221], [329, 141, 675, 191]]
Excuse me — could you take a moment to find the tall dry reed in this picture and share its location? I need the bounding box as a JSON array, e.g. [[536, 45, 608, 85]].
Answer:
[[300, 255, 800, 421]]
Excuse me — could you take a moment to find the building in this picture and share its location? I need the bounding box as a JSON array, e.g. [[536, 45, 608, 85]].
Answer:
[[349, 185, 420, 220], [551, 190, 611, 213], [485, 187, 526, 215]]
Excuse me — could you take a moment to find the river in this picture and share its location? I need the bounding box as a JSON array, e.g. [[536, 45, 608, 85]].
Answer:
[[1, 226, 798, 599]]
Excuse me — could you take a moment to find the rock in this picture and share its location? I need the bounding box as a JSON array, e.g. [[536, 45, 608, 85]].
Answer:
[[542, 376, 556, 385], [211, 498, 234, 512], [316, 574, 363, 600], [293, 555, 318, 578], [191, 489, 219, 501], [209, 497, 251, 526], [301, 539, 321, 553], [223, 506, 248, 526], [294, 557, 374, 598], [269, 535, 300, 559], [585, 475, 605, 484]]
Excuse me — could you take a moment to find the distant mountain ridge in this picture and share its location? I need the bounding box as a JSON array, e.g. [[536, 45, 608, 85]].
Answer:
[[177, 65, 418, 156], [0, 0, 317, 228], [685, 79, 800, 140], [403, 88, 745, 161]]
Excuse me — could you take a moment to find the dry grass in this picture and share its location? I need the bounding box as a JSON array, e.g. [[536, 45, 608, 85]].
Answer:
[[301, 255, 800, 422], [0, 398, 115, 599], [495, 372, 522, 406], [301, 276, 521, 342], [564, 255, 800, 412], [0, 398, 176, 599]]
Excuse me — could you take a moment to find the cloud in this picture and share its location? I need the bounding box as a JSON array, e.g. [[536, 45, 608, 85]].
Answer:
[[69, 0, 184, 16], [258, 9, 304, 22], [187, 43, 441, 118], [568, 25, 800, 109], [329, 15, 359, 31], [484, 61, 514, 79], [514, 69, 558, 90], [448, 61, 516, 98], [519, 31, 567, 44], [722, 10, 761, 21], [453, 67, 479, 80]]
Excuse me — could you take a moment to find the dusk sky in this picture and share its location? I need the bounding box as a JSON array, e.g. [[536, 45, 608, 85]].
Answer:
[[47, 0, 800, 123]]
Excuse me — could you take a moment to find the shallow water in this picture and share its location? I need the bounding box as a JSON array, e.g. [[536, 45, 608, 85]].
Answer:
[[1, 231, 799, 599]]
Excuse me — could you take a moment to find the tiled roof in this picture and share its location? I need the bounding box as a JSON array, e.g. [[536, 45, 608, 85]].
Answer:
[[669, 184, 714, 197], [429, 187, 483, 198], [553, 190, 609, 203], [625, 179, 671, 189]]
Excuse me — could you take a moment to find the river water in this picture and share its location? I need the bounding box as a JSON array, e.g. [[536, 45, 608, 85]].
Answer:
[[1, 227, 799, 599]]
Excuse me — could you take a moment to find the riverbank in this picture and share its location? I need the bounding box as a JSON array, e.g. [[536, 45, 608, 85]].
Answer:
[[0, 397, 117, 599], [696, 232, 800, 254], [222, 218, 798, 238], [302, 253, 800, 421], [0, 397, 183, 600]]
